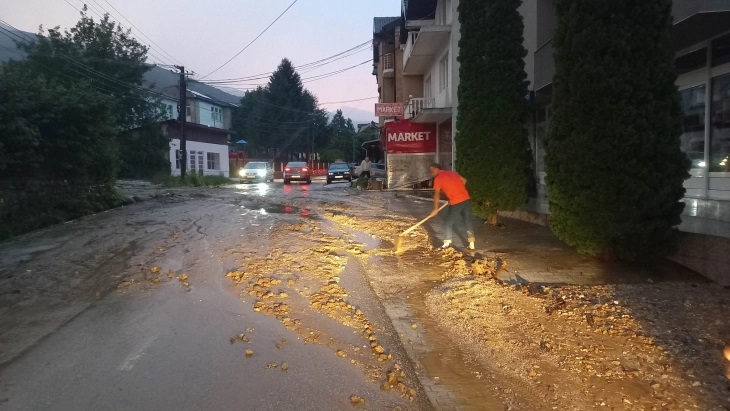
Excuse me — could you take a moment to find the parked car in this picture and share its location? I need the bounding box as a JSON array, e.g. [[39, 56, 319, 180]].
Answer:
[[326, 162, 352, 184], [353, 163, 386, 179], [283, 161, 311, 184], [239, 161, 274, 183]]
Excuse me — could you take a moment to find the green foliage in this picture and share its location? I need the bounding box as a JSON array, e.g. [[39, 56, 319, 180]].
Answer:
[[232, 59, 328, 161], [0, 63, 118, 183], [325, 110, 359, 162], [17, 8, 168, 177], [545, 0, 690, 260], [320, 149, 346, 163], [117, 124, 171, 179], [455, 0, 533, 217]]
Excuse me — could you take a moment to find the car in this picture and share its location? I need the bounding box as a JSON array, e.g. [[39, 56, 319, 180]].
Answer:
[[353, 163, 386, 179], [326, 162, 352, 184], [239, 161, 274, 183], [283, 161, 311, 184]]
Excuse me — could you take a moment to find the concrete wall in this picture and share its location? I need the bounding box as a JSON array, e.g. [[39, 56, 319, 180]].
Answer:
[[670, 232, 730, 286], [169, 139, 230, 177]]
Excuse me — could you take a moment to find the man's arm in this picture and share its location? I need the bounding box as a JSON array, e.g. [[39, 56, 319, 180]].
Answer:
[[460, 175, 467, 185], [430, 189, 441, 217]]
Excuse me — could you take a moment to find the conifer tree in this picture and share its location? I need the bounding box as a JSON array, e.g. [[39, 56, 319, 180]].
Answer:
[[455, 0, 533, 221], [545, 0, 690, 260]]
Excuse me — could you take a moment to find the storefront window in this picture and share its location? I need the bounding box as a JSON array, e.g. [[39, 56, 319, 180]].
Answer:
[[676, 47, 707, 75], [710, 73, 730, 172], [679, 86, 706, 169]]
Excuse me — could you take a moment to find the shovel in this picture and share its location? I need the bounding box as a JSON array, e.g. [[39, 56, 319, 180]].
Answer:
[[394, 203, 448, 254]]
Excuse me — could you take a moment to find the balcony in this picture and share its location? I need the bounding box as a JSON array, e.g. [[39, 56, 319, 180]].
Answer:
[[403, 25, 451, 75], [382, 53, 394, 77], [404, 97, 452, 124]]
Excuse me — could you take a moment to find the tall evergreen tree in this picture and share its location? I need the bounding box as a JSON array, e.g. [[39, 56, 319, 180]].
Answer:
[[545, 0, 690, 260], [232, 59, 328, 161], [456, 0, 532, 221]]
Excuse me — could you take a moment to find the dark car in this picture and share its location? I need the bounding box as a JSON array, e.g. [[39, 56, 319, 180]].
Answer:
[[283, 161, 311, 184], [326, 162, 352, 184]]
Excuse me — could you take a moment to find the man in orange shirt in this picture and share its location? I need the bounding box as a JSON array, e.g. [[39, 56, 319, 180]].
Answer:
[[429, 163, 475, 250]]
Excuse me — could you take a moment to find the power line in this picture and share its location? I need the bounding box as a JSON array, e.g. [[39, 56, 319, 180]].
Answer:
[[200, 0, 300, 79], [319, 96, 378, 105], [200, 40, 370, 83], [98, 0, 186, 67]]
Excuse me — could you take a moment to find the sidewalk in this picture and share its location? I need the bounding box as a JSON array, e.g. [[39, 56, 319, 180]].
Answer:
[[398, 194, 708, 286]]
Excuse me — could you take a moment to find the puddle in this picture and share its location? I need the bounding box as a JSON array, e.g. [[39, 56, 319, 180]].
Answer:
[[405, 279, 505, 410]]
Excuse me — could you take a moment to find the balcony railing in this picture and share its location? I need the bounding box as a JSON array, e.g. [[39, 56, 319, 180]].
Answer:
[[382, 53, 394, 76], [404, 97, 435, 119], [403, 31, 418, 69]]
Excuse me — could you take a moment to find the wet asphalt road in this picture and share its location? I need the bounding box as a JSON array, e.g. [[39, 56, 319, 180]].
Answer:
[[0, 180, 432, 411]]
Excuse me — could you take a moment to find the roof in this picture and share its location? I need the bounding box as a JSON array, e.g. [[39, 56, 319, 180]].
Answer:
[[0, 24, 32, 64], [143, 66, 241, 107], [373, 17, 400, 34]]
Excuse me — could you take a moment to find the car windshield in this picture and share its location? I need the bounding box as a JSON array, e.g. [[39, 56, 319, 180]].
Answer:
[[329, 163, 349, 170], [244, 162, 266, 170], [287, 162, 307, 167]]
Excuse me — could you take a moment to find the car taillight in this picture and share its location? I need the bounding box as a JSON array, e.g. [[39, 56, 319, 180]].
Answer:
[[284, 167, 291, 172], [302, 167, 308, 172]]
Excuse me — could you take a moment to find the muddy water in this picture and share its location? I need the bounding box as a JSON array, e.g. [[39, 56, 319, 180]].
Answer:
[[406, 279, 505, 410]]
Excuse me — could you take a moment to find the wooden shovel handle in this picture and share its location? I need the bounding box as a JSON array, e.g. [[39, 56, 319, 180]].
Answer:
[[400, 203, 448, 236]]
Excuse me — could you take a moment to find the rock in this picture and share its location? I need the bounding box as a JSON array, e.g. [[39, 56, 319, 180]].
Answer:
[[337, 350, 347, 358], [245, 349, 253, 357], [281, 363, 289, 372], [350, 395, 365, 405]]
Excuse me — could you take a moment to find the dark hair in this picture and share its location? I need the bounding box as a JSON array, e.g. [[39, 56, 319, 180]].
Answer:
[[429, 162, 442, 170]]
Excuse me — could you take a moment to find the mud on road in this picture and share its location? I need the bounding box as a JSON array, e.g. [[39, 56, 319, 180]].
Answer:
[[1, 180, 729, 411]]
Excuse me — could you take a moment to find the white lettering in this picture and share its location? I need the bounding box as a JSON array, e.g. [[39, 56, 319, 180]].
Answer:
[[387, 131, 432, 142]]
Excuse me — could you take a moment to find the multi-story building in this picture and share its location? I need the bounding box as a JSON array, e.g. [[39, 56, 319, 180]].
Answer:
[[145, 66, 240, 177], [372, 0, 730, 283]]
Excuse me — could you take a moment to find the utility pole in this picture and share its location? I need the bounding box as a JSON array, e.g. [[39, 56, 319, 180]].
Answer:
[[175, 65, 187, 178]]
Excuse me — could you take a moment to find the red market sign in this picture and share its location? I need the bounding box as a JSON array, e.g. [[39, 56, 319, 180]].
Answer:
[[375, 103, 404, 117], [384, 120, 437, 154]]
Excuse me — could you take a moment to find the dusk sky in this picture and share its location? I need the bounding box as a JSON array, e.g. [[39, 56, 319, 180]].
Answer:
[[0, 0, 400, 122]]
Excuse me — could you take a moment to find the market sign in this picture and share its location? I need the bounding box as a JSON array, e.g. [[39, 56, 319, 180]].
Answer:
[[384, 119, 437, 154], [375, 103, 404, 117]]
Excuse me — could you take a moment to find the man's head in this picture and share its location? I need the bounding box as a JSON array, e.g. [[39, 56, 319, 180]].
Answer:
[[429, 162, 442, 177], [364, 157, 370, 162]]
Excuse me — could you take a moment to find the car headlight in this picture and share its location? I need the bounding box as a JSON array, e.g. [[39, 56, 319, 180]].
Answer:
[[328, 172, 333, 175], [239, 169, 246, 177], [257, 169, 267, 176]]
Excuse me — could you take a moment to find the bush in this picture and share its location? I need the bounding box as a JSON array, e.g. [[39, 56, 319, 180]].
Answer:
[[545, 0, 690, 260], [455, 0, 533, 219]]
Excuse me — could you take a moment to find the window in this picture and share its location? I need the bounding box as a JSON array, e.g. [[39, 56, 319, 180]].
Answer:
[[679, 86, 706, 169], [424, 75, 432, 100], [189, 150, 204, 173], [207, 152, 221, 170], [211, 106, 223, 123], [174, 149, 181, 169], [167, 104, 174, 119], [710, 73, 730, 172], [711, 33, 730, 68], [186, 105, 192, 120], [439, 53, 449, 92]]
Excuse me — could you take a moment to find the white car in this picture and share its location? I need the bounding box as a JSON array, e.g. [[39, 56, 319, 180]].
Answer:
[[239, 162, 274, 183], [353, 163, 386, 178]]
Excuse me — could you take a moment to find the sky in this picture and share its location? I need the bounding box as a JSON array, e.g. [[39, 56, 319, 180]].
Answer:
[[0, 0, 401, 123]]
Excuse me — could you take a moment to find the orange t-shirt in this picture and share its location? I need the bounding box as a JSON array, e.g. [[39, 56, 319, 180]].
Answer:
[[433, 170, 470, 205]]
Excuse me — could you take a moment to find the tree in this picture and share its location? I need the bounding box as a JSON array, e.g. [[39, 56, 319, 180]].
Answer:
[[232, 59, 328, 161], [324, 110, 357, 162], [18, 7, 168, 177], [455, 0, 533, 222], [544, 0, 690, 260]]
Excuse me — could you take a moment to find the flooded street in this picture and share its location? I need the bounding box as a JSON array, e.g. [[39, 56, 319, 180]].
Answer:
[[1, 180, 728, 411], [0, 180, 488, 410]]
